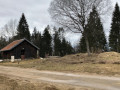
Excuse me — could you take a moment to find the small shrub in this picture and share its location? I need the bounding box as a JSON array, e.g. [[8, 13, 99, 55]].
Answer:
[[68, 88, 75, 90], [98, 61, 106, 64], [45, 85, 59, 90], [113, 61, 120, 64]]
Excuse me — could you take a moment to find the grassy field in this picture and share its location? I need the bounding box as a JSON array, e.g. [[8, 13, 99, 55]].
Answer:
[[0, 52, 120, 76]]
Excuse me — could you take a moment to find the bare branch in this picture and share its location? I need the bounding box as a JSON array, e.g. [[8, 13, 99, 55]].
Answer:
[[49, 0, 111, 34], [0, 19, 17, 38]]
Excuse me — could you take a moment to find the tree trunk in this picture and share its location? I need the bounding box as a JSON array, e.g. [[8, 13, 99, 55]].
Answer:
[[85, 35, 90, 56]]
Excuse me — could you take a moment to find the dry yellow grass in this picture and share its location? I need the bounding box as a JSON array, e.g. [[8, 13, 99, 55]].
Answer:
[[0, 75, 88, 90], [61, 52, 120, 64], [0, 52, 120, 76]]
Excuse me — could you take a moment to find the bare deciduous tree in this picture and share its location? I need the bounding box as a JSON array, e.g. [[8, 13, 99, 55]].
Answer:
[[49, 0, 111, 55], [1, 19, 17, 38]]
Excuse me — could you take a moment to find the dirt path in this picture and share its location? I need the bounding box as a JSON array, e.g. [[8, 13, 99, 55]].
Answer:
[[0, 66, 120, 90]]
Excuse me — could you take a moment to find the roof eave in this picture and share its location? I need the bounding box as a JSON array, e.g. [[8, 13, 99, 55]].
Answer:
[[0, 49, 11, 52], [24, 39, 40, 50]]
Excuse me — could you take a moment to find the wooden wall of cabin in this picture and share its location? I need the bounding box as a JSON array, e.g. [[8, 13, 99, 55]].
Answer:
[[2, 41, 38, 59], [1, 51, 11, 59], [12, 41, 38, 59]]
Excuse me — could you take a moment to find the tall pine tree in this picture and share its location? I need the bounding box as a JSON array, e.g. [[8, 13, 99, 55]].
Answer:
[[109, 3, 120, 52], [79, 35, 86, 53], [61, 37, 67, 56], [31, 27, 41, 47], [53, 28, 62, 56], [31, 27, 42, 56], [41, 25, 52, 57], [66, 41, 73, 55], [16, 13, 30, 40], [79, 6, 106, 53]]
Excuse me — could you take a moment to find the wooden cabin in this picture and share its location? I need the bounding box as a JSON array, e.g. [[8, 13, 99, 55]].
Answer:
[[0, 39, 39, 59]]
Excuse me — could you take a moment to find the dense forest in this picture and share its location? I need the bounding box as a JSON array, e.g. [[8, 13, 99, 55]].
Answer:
[[0, 3, 120, 57]]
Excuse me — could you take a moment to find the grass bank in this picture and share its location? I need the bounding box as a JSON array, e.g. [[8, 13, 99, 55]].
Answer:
[[0, 52, 120, 76]]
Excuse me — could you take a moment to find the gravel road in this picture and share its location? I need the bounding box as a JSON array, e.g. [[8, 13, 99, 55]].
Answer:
[[0, 66, 120, 90]]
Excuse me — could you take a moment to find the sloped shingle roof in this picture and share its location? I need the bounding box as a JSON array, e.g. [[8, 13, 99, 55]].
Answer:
[[0, 39, 39, 52]]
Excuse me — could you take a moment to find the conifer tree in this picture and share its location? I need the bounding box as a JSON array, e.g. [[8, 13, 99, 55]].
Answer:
[[53, 28, 62, 56], [109, 3, 120, 52], [0, 36, 8, 50], [0, 37, 8, 59], [79, 6, 106, 53], [62, 39, 73, 55], [31, 27, 42, 56], [66, 41, 73, 54], [31, 27, 41, 47], [61, 37, 67, 56], [41, 25, 52, 57], [79, 35, 86, 53], [16, 13, 30, 40]]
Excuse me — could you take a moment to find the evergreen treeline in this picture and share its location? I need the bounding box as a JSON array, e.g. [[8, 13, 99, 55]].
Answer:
[[53, 27, 73, 56], [0, 13, 73, 58], [1, 3, 120, 58]]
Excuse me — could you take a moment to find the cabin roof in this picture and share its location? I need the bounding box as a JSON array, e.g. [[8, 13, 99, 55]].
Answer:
[[0, 39, 39, 52]]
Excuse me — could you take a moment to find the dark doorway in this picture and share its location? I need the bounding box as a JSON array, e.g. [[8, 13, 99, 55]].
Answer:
[[21, 48, 25, 59], [21, 48, 25, 55]]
